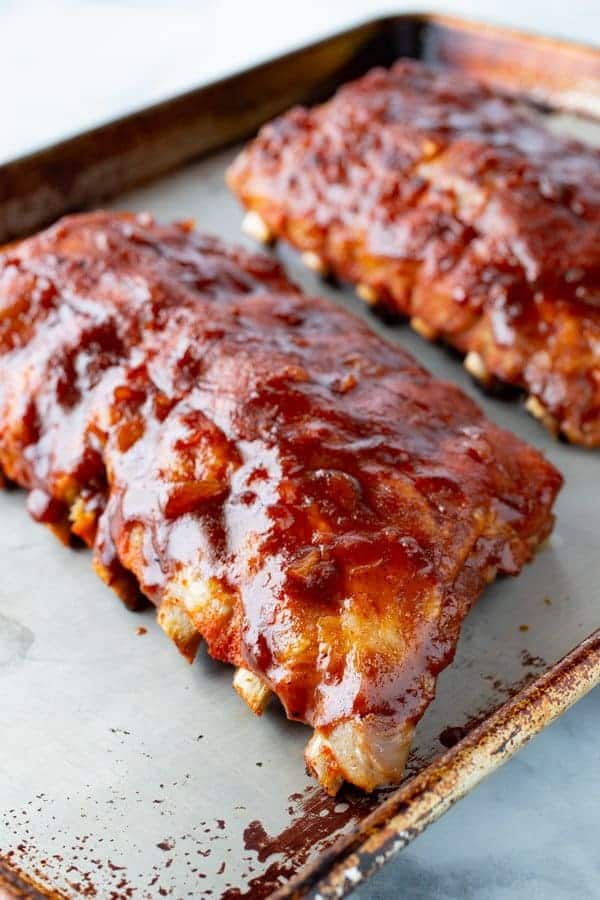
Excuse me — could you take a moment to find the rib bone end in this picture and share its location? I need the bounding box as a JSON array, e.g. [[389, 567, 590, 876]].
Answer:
[[301, 251, 329, 277], [233, 667, 271, 716], [464, 350, 492, 385], [242, 210, 274, 245], [92, 556, 145, 611], [356, 283, 379, 306], [157, 597, 202, 663], [410, 316, 440, 341], [305, 732, 344, 796], [525, 396, 559, 434], [305, 717, 414, 795]]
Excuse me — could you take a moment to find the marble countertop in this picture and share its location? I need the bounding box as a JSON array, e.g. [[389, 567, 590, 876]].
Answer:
[[1, 2, 599, 898]]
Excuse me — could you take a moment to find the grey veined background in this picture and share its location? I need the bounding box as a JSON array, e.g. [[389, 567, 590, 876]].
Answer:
[[1, 2, 599, 898]]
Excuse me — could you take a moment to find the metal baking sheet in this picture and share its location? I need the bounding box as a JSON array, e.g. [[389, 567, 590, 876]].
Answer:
[[1, 14, 599, 900]]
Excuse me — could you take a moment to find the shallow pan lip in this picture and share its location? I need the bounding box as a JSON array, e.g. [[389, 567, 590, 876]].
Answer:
[[0, 860, 59, 899], [274, 630, 600, 898], [1, 12, 599, 900]]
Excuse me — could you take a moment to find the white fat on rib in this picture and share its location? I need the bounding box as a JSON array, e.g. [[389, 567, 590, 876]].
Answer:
[[305, 716, 415, 795], [169, 566, 236, 625]]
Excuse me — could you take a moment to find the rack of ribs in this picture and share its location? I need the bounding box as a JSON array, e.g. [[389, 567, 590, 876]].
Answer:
[[227, 58, 600, 447], [0, 212, 562, 793]]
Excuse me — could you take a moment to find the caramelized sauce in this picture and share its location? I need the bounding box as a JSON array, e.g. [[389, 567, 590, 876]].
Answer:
[[0, 212, 562, 733], [228, 58, 600, 445]]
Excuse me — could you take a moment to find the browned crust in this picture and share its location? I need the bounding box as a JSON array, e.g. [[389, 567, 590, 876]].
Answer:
[[0, 212, 562, 794], [227, 59, 600, 447]]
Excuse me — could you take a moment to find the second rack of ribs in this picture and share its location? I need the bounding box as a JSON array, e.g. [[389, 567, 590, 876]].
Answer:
[[227, 58, 600, 447], [0, 212, 561, 793]]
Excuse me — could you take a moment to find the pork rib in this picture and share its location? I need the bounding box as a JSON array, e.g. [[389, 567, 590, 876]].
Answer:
[[0, 212, 562, 792], [227, 59, 600, 446]]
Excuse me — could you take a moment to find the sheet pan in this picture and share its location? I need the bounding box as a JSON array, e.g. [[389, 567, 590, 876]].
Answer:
[[0, 13, 599, 899]]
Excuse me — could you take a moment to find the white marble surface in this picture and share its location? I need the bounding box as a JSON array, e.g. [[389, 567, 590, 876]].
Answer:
[[1, 2, 599, 898]]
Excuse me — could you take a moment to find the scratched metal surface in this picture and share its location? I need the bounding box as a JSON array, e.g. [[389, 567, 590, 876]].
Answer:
[[1, 124, 599, 899]]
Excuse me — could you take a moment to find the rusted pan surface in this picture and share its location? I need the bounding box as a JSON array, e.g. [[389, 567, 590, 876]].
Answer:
[[277, 631, 600, 898], [0, 865, 56, 900], [421, 15, 600, 116]]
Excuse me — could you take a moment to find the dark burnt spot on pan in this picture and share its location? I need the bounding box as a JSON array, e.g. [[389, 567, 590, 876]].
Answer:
[[221, 783, 392, 898], [156, 840, 175, 852], [521, 649, 546, 670], [437, 652, 550, 749], [439, 725, 469, 748]]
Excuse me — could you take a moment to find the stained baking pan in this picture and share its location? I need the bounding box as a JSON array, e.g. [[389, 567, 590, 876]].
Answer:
[[0, 13, 599, 900]]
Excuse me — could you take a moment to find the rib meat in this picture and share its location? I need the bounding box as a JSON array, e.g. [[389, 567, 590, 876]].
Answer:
[[227, 58, 600, 446], [0, 212, 562, 792]]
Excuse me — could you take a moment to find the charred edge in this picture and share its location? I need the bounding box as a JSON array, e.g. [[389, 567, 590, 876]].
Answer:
[[463, 350, 521, 398]]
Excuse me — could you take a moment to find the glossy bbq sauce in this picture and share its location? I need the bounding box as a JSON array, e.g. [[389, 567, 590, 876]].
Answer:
[[0, 212, 562, 736], [228, 58, 600, 445]]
